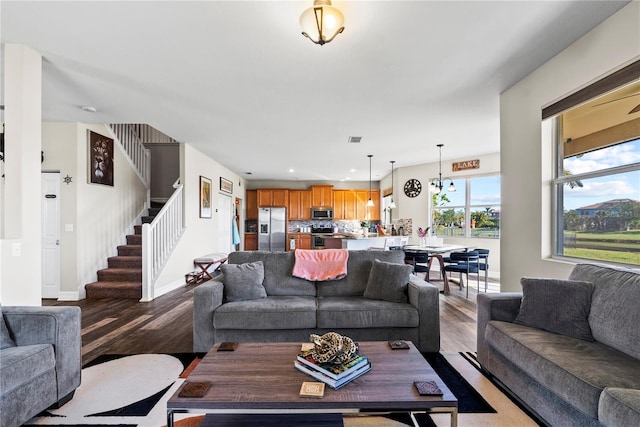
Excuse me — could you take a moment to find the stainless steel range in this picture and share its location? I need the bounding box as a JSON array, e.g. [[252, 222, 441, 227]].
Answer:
[[311, 226, 334, 249]]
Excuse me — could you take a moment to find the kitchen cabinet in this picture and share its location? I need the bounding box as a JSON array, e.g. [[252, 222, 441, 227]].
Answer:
[[288, 234, 311, 251], [258, 189, 289, 207], [246, 190, 258, 220], [355, 190, 381, 221], [244, 233, 258, 250], [288, 190, 312, 220], [332, 190, 357, 220], [311, 185, 333, 207]]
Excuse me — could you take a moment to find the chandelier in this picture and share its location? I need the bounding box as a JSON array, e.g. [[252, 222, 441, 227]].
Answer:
[[429, 144, 456, 194], [300, 0, 345, 46], [367, 154, 374, 207]]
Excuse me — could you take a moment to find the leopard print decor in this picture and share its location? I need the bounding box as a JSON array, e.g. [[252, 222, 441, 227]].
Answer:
[[309, 332, 358, 364]]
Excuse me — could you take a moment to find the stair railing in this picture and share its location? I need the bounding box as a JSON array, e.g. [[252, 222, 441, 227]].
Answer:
[[141, 182, 184, 301], [109, 124, 151, 188]]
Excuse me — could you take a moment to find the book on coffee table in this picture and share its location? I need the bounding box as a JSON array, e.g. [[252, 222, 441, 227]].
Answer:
[[297, 349, 369, 380], [294, 360, 371, 389]]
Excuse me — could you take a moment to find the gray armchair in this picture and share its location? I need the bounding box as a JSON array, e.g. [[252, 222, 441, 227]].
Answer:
[[1, 305, 82, 427]]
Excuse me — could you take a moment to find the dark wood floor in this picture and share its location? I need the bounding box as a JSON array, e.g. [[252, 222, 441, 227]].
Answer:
[[44, 275, 492, 366]]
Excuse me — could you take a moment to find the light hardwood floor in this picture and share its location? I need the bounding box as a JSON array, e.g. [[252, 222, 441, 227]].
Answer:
[[44, 274, 499, 365]]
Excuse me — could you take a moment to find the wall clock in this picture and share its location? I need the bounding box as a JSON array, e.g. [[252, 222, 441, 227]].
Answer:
[[404, 179, 422, 198]]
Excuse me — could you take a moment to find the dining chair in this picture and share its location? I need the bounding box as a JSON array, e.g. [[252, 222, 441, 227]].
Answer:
[[443, 251, 480, 298]]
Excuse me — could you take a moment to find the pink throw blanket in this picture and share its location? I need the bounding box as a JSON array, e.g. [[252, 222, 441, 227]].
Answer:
[[292, 249, 349, 281]]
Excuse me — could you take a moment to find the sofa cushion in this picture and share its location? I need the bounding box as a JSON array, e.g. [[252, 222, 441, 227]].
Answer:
[[221, 261, 267, 302], [317, 250, 405, 297], [0, 306, 16, 349], [228, 252, 316, 297], [0, 344, 55, 393], [514, 277, 594, 341], [213, 296, 317, 330], [485, 320, 640, 419], [363, 259, 412, 303], [317, 296, 419, 329], [569, 263, 640, 359], [599, 387, 640, 427]]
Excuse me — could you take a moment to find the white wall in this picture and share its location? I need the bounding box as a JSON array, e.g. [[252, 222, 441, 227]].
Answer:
[[151, 143, 245, 297], [0, 44, 43, 305], [41, 122, 147, 300], [500, 2, 640, 291]]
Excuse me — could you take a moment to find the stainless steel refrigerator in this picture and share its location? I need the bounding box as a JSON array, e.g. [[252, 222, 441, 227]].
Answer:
[[258, 207, 286, 251]]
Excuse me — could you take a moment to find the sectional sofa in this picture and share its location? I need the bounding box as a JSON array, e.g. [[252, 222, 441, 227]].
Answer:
[[193, 250, 440, 353]]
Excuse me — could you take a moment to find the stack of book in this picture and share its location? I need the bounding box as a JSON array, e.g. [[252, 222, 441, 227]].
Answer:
[[294, 349, 371, 390]]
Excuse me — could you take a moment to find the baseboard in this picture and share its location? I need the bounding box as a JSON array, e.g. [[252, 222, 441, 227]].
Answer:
[[57, 291, 81, 301], [147, 277, 186, 301]]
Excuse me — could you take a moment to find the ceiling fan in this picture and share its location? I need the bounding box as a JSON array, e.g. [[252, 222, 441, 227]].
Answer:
[[591, 93, 640, 114]]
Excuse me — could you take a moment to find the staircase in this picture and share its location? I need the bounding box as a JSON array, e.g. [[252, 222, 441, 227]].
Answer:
[[85, 203, 163, 299]]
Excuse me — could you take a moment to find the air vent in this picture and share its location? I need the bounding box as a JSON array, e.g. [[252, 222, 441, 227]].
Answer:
[[348, 136, 362, 143]]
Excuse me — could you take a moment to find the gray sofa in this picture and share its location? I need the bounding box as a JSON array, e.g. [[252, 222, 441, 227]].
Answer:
[[194, 250, 440, 353], [477, 263, 640, 427], [1, 305, 82, 427]]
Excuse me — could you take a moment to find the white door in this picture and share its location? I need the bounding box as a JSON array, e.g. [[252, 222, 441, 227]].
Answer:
[[41, 172, 61, 299], [217, 193, 233, 253]]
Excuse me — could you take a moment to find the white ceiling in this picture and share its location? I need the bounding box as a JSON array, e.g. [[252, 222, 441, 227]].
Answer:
[[0, 1, 630, 182]]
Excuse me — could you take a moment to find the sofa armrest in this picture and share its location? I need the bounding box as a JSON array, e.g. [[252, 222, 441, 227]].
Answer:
[[476, 292, 522, 369], [407, 275, 440, 352], [3, 306, 81, 400], [193, 279, 224, 352]]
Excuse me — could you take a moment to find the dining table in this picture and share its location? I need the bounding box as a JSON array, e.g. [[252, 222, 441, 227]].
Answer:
[[402, 244, 471, 295]]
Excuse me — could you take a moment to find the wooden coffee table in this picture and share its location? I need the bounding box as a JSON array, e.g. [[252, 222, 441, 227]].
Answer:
[[167, 341, 458, 427]]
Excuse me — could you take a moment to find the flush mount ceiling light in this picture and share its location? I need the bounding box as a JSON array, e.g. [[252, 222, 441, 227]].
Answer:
[[367, 154, 375, 207], [389, 161, 397, 209], [300, 0, 345, 46], [429, 144, 456, 194]]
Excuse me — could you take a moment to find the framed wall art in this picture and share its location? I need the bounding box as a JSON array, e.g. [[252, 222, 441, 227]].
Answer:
[[88, 130, 114, 186], [220, 177, 233, 194], [200, 176, 212, 218]]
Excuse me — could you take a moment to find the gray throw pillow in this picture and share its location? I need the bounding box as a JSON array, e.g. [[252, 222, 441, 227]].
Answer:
[[514, 277, 595, 341], [363, 259, 413, 303], [0, 306, 16, 349], [221, 261, 267, 302]]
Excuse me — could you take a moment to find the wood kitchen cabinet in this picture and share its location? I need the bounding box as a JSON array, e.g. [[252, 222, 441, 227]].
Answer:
[[258, 189, 289, 207], [288, 190, 312, 220], [332, 190, 357, 220], [288, 234, 311, 251], [244, 233, 258, 250], [311, 185, 333, 207], [355, 190, 381, 221], [245, 190, 258, 220]]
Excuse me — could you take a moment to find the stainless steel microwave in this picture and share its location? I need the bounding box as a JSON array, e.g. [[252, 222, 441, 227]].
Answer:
[[311, 207, 333, 220]]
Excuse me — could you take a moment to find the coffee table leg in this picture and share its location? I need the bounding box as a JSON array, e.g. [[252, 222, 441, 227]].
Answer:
[[411, 408, 458, 427], [167, 409, 174, 427]]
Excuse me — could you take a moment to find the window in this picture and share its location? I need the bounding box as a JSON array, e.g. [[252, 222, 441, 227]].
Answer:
[[551, 73, 640, 266], [432, 175, 501, 238]]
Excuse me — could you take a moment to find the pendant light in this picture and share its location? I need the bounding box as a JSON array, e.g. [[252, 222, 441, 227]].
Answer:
[[389, 160, 397, 209], [367, 154, 374, 207], [429, 144, 456, 194]]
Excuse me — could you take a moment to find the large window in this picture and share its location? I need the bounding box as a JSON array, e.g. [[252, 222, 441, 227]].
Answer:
[[552, 74, 640, 266], [432, 175, 501, 238]]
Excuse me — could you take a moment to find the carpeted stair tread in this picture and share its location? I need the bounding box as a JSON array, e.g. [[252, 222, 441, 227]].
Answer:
[[142, 216, 154, 224], [134, 225, 142, 235], [98, 268, 142, 282], [117, 244, 142, 256], [108, 256, 142, 269], [126, 234, 142, 245], [85, 281, 142, 299]]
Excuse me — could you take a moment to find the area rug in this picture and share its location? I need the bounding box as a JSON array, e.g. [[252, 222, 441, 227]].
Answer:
[[26, 352, 541, 427]]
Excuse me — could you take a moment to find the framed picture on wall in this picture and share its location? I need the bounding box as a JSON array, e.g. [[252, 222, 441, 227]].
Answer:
[[220, 177, 233, 194], [88, 130, 114, 186], [200, 176, 212, 218]]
